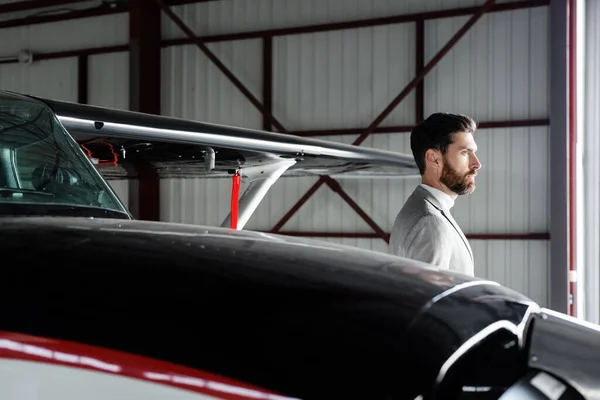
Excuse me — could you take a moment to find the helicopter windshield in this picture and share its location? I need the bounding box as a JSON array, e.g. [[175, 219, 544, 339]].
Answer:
[[0, 91, 130, 219]]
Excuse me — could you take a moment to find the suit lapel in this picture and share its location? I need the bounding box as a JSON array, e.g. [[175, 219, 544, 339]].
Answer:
[[441, 209, 473, 262], [415, 186, 474, 262]]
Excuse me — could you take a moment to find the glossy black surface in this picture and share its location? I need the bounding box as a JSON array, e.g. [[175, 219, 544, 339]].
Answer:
[[528, 309, 600, 400], [0, 216, 538, 399], [0, 203, 130, 219], [408, 283, 533, 393]]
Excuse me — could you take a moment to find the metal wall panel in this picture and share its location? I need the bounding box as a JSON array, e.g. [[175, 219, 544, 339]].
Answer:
[[0, 13, 127, 56], [107, 179, 130, 208], [161, 40, 263, 127], [419, 7, 550, 307], [0, 11, 127, 98], [0, 0, 103, 22], [88, 52, 130, 110], [0, 58, 77, 101], [272, 23, 415, 129], [87, 51, 132, 210], [161, 178, 234, 226]]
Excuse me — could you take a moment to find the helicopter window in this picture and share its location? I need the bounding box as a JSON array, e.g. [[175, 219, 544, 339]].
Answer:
[[0, 93, 129, 217]]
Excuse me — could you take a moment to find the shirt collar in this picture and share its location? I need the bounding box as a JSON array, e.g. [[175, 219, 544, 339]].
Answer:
[[419, 183, 455, 210]]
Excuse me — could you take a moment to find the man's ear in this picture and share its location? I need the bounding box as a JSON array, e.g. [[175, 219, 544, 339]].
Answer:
[[425, 149, 441, 170]]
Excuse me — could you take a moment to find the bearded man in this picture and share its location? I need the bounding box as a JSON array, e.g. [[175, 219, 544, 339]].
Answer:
[[389, 113, 481, 276]]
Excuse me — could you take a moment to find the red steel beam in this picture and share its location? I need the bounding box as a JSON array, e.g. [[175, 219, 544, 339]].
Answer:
[[270, 0, 497, 233], [129, 0, 162, 221], [129, 0, 161, 116], [273, 232, 550, 241], [262, 36, 274, 131], [28, 45, 130, 62]]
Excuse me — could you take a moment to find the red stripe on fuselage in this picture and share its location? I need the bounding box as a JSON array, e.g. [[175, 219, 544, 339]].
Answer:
[[0, 331, 295, 400]]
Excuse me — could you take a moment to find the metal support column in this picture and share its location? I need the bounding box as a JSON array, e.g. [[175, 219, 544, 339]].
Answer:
[[129, 0, 161, 221]]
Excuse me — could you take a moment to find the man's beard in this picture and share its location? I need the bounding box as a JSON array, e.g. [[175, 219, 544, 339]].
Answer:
[[440, 160, 476, 195]]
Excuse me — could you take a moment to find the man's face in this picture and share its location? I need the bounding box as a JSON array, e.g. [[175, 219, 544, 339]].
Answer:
[[440, 131, 481, 195]]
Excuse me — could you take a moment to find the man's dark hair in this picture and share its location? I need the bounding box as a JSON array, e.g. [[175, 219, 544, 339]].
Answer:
[[410, 112, 477, 175]]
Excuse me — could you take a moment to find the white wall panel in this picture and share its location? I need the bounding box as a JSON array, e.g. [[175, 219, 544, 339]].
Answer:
[[473, 240, 549, 306], [88, 52, 129, 110], [161, 178, 234, 227], [0, 14, 127, 56], [107, 180, 130, 208], [583, 0, 600, 323], [273, 23, 415, 130], [424, 8, 548, 119], [0, 11, 127, 99], [0, 58, 77, 101], [0, 0, 104, 22], [161, 40, 262, 128], [453, 127, 549, 234]]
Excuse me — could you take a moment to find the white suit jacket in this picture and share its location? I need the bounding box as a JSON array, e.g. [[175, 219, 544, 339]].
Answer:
[[389, 185, 474, 276]]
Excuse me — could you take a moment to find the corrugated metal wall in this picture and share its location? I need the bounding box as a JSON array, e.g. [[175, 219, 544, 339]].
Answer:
[[0, 0, 550, 306], [583, 0, 599, 323]]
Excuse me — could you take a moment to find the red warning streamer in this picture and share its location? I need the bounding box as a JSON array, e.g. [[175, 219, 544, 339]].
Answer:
[[230, 171, 241, 229]]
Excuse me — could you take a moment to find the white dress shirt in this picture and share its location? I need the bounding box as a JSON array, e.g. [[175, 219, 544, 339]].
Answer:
[[419, 183, 455, 210]]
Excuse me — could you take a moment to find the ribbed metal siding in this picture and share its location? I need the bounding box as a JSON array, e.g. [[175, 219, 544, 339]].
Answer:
[[88, 52, 130, 110], [1, 13, 127, 56], [0, 58, 77, 101], [161, 40, 262, 128], [272, 23, 415, 129], [424, 9, 549, 120], [583, 0, 600, 323], [107, 179, 130, 208]]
